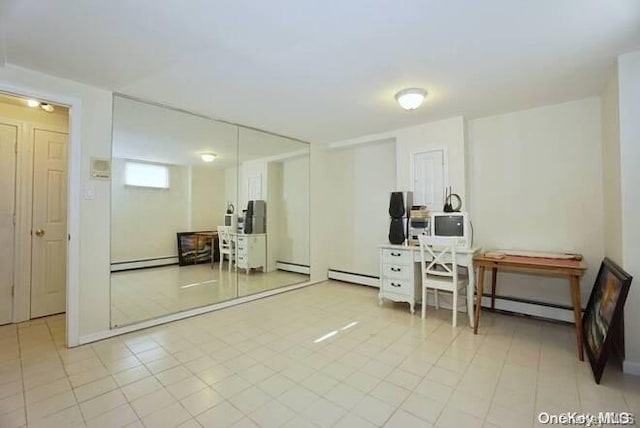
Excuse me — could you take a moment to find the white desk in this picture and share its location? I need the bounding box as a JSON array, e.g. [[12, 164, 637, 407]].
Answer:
[[378, 244, 479, 326], [232, 233, 266, 274]]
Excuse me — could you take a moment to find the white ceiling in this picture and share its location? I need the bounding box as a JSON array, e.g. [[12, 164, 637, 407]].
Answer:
[[2, 1, 639, 143]]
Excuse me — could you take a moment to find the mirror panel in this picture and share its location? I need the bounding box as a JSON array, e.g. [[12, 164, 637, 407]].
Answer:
[[110, 96, 239, 327], [236, 128, 310, 296], [110, 96, 310, 328]]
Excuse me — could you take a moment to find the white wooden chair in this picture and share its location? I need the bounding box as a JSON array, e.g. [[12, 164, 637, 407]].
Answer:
[[216, 225, 235, 272], [418, 235, 468, 327]]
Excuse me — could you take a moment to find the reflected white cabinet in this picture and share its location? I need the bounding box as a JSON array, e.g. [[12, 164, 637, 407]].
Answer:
[[236, 234, 266, 273], [378, 247, 421, 313]]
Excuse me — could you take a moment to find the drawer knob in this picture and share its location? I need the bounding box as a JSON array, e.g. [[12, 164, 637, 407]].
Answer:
[[391, 282, 401, 287], [390, 267, 401, 272], [390, 252, 402, 257]]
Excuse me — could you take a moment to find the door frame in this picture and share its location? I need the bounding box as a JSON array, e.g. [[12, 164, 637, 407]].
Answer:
[[0, 82, 82, 347]]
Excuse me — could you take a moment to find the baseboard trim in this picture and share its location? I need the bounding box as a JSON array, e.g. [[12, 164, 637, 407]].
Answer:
[[276, 261, 310, 275], [330, 270, 575, 322], [111, 256, 178, 272], [328, 269, 379, 287], [623, 360, 640, 376]]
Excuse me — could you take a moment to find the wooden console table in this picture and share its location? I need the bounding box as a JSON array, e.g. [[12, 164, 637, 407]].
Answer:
[[473, 253, 587, 360]]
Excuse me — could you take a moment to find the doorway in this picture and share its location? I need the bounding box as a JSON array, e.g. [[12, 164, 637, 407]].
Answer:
[[0, 92, 69, 325]]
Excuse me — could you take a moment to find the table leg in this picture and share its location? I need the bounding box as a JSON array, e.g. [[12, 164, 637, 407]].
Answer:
[[467, 264, 476, 327], [491, 267, 498, 309], [474, 266, 485, 334], [570, 275, 584, 361]]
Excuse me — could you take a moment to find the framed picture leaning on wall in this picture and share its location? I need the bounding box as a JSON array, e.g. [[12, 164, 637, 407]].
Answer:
[[582, 257, 632, 384]]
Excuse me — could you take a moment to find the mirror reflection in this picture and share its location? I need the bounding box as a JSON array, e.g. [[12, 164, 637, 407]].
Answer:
[[110, 96, 309, 328]]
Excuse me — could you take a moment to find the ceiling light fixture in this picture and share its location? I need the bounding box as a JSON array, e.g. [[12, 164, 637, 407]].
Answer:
[[395, 88, 427, 110], [26, 99, 56, 112], [200, 153, 216, 162], [40, 103, 55, 113]]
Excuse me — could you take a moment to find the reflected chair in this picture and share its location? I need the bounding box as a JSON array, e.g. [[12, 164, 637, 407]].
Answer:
[[217, 225, 235, 272], [418, 235, 469, 327]]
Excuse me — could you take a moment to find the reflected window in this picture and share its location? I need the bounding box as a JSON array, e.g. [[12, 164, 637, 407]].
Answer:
[[124, 161, 169, 189]]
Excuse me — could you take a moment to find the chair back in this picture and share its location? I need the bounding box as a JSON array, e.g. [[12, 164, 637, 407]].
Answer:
[[417, 235, 458, 282], [217, 225, 232, 252]]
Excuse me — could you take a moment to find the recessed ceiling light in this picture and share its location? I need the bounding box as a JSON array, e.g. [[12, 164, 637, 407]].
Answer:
[[395, 88, 428, 110], [200, 153, 216, 162], [26, 99, 40, 107]]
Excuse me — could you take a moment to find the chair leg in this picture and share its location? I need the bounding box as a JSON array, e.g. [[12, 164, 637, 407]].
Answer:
[[228, 254, 232, 272], [452, 288, 458, 327], [434, 290, 439, 309], [219, 255, 223, 272], [421, 286, 426, 320]]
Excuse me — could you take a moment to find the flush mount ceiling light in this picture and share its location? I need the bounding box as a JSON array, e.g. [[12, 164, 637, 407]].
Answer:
[[40, 103, 55, 113], [26, 99, 55, 112], [395, 88, 428, 110], [200, 153, 217, 162]]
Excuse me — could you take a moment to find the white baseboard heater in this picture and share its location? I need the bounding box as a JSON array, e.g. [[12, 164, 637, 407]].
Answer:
[[111, 256, 178, 272], [328, 269, 576, 323], [276, 261, 310, 275]]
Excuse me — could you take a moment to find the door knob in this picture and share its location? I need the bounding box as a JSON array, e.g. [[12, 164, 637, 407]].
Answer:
[[35, 229, 45, 237]]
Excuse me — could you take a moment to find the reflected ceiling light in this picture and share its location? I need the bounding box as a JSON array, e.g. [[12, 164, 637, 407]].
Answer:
[[395, 88, 427, 110], [26, 99, 40, 107], [200, 153, 217, 162], [40, 103, 55, 113]]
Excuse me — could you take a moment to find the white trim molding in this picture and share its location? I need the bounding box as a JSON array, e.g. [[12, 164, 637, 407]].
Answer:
[[623, 360, 640, 376]]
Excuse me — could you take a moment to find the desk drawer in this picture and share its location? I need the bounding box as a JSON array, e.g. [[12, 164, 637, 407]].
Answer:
[[382, 264, 412, 280], [381, 278, 412, 295], [381, 249, 412, 265]]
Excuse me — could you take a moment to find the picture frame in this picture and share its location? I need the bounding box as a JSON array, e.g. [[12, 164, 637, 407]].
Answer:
[[582, 257, 633, 384], [176, 231, 215, 266]]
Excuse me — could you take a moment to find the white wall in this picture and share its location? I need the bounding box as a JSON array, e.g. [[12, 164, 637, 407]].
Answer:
[[190, 165, 226, 230], [309, 143, 330, 283], [618, 51, 640, 372], [110, 158, 190, 262], [468, 98, 604, 306], [327, 140, 396, 276], [396, 116, 467, 209], [601, 67, 623, 263], [278, 156, 310, 266], [0, 64, 114, 339]]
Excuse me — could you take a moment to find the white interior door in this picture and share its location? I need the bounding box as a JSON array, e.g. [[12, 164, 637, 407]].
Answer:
[[413, 150, 445, 211], [31, 129, 68, 318], [0, 123, 17, 325]]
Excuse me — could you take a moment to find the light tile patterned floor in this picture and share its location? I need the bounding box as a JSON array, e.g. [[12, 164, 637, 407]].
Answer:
[[111, 264, 309, 327], [1, 280, 640, 428]]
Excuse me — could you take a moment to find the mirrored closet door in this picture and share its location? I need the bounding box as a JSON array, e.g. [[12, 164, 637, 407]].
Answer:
[[110, 96, 310, 328]]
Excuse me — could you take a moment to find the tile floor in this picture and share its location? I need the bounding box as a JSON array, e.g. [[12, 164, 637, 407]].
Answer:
[[111, 264, 309, 327], [2, 280, 640, 428]]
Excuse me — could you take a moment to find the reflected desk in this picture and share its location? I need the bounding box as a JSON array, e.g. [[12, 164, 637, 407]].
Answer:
[[231, 233, 266, 274], [473, 253, 587, 360], [378, 244, 479, 325]]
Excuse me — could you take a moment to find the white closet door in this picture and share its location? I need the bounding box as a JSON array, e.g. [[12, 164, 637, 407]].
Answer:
[[0, 123, 18, 325], [30, 129, 68, 318], [413, 150, 445, 211]]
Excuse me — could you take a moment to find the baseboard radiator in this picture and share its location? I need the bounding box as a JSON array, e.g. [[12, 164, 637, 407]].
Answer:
[[111, 256, 178, 272], [328, 269, 576, 323], [276, 261, 310, 275]]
